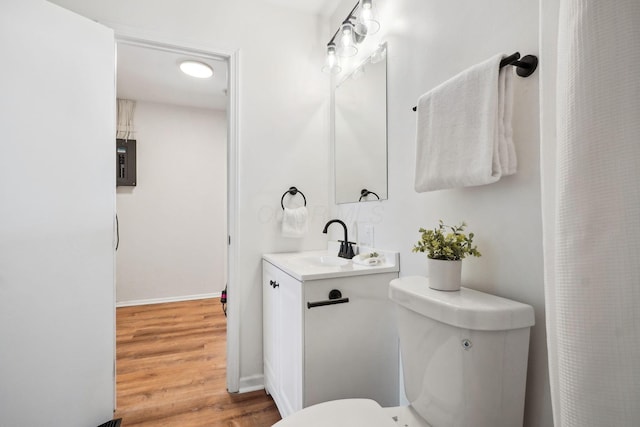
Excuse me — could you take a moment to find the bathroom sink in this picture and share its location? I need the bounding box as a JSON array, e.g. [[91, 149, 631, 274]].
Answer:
[[298, 255, 350, 267], [263, 243, 400, 281]]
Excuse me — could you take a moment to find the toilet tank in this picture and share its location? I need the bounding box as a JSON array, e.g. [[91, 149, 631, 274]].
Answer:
[[389, 277, 535, 427]]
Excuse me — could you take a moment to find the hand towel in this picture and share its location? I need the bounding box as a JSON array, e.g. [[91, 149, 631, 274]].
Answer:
[[352, 253, 384, 266], [414, 53, 517, 192], [281, 206, 308, 238]]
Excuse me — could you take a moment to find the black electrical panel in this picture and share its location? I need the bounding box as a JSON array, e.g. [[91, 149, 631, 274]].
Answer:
[[116, 139, 136, 187]]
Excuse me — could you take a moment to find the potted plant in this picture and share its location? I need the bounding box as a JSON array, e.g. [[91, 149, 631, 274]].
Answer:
[[412, 220, 481, 291]]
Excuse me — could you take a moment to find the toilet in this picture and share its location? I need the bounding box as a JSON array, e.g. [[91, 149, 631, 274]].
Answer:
[[272, 276, 535, 427]]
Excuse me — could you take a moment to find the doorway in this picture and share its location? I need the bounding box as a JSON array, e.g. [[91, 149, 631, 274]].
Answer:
[[113, 34, 240, 396]]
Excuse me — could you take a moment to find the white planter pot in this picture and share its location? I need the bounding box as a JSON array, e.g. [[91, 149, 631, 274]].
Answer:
[[426, 258, 462, 291]]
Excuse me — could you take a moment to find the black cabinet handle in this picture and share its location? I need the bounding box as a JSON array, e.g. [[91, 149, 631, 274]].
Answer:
[[307, 289, 349, 309], [307, 298, 349, 309], [269, 280, 279, 288]]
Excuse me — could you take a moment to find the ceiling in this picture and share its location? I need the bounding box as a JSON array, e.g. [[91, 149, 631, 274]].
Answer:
[[116, 42, 228, 110], [115, 0, 341, 110], [260, 0, 341, 15]]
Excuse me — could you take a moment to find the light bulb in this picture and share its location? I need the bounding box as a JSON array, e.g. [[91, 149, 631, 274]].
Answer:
[[337, 21, 357, 57], [322, 44, 342, 74], [361, 1, 373, 20], [341, 23, 352, 46]]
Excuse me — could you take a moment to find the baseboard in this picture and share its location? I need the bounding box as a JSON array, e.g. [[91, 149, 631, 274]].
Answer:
[[116, 292, 221, 308], [238, 374, 265, 393]]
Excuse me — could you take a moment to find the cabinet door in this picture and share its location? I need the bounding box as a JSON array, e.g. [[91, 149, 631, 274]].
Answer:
[[304, 273, 399, 408], [262, 261, 304, 418], [276, 271, 304, 417], [262, 261, 280, 396]]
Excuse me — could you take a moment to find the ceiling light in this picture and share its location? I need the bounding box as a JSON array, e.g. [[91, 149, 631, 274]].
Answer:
[[179, 60, 214, 78]]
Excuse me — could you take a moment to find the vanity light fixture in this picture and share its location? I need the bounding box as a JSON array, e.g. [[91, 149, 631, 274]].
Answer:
[[321, 0, 382, 74], [179, 60, 214, 79]]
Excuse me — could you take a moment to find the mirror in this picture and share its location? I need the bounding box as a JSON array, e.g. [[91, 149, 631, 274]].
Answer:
[[334, 44, 387, 204]]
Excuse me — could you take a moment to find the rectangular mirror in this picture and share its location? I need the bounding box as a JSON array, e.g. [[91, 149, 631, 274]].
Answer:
[[334, 44, 387, 204]]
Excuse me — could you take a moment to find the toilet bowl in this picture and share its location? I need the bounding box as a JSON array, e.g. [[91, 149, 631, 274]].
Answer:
[[273, 276, 535, 427]]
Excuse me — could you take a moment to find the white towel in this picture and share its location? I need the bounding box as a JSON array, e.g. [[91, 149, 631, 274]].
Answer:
[[281, 206, 308, 238], [352, 253, 384, 266], [414, 54, 517, 192]]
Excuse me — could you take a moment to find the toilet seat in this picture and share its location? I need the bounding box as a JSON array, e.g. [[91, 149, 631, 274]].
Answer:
[[271, 399, 397, 427]]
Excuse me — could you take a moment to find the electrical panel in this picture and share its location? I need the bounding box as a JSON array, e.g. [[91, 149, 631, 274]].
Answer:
[[116, 139, 136, 187]]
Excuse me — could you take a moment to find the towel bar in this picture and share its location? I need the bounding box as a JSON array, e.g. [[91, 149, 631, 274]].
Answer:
[[411, 52, 538, 111]]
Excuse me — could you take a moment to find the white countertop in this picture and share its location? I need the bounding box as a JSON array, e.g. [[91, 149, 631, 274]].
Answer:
[[263, 244, 400, 281]]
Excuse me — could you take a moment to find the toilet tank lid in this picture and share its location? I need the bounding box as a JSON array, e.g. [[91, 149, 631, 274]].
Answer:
[[389, 276, 535, 331]]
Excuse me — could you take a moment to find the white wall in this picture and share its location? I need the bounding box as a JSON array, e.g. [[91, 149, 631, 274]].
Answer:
[[49, 0, 330, 389], [330, 1, 552, 426], [0, 1, 115, 425], [116, 101, 227, 304]]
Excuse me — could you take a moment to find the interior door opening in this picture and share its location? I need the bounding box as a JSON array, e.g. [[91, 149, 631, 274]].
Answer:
[[113, 36, 237, 411]]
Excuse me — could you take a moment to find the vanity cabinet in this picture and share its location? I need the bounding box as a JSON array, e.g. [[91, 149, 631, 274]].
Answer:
[[262, 258, 399, 418]]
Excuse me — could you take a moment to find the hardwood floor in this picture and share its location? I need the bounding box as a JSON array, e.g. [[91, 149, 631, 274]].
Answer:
[[115, 298, 281, 427]]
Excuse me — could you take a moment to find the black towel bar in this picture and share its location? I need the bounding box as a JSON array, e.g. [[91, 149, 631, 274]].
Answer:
[[411, 52, 538, 111], [281, 186, 307, 209]]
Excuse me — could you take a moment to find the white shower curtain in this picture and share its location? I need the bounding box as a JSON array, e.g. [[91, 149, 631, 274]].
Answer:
[[544, 1, 640, 425]]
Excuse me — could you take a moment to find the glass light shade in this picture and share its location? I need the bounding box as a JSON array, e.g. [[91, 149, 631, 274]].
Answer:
[[354, 0, 380, 36], [337, 21, 358, 57], [179, 60, 214, 78], [322, 45, 342, 74]]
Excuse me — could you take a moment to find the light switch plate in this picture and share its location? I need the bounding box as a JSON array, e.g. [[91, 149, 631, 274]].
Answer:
[[357, 222, 375, 247]]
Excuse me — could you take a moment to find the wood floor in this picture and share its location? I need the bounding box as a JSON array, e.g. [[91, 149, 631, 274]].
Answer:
[[115, 298, 282, 427]]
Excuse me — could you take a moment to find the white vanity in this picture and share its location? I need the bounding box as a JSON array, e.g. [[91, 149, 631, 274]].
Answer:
[[262, 245, 400, 418]]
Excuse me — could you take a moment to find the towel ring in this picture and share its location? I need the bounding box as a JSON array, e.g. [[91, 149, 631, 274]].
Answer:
[[359, 189, 380, 202], [281, 186, 307, 210]]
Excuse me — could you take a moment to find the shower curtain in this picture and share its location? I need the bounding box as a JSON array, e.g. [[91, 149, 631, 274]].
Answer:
[[544, 1, 640, 425]]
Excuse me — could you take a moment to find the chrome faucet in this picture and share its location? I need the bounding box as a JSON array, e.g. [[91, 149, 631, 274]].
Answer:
[[322, 219, 355, 259]]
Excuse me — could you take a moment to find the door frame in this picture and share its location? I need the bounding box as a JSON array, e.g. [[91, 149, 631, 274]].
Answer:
[[113, 28, 241, 393]]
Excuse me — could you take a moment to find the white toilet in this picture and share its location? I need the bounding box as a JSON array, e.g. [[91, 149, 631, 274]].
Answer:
[[273, 276, 535, 427]]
